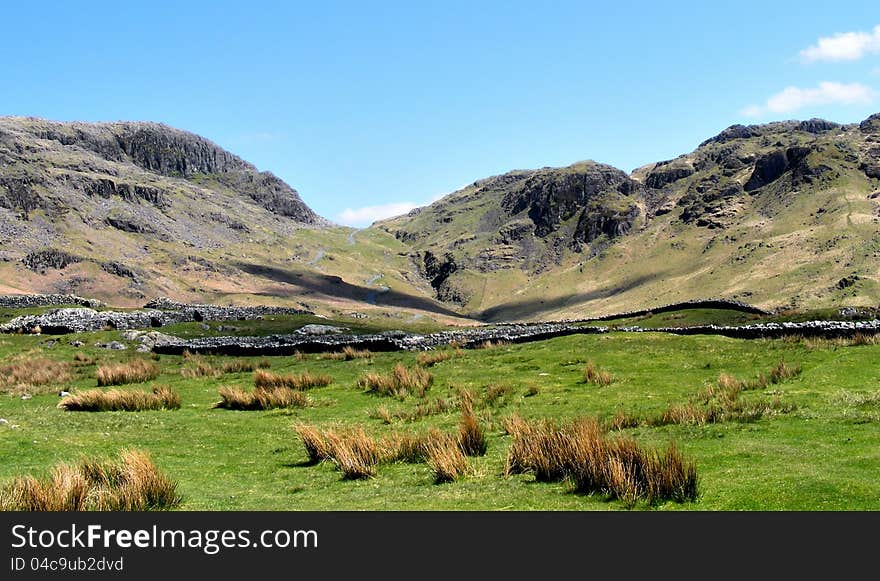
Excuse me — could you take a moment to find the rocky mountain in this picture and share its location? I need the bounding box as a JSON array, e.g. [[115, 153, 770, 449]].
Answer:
[[376, 114, 880, 320], [3, 114, 879, 323], [0, 117, 458, 322]]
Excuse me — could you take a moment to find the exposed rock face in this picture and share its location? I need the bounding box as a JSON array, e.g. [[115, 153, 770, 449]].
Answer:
[[0, 118, 321, 224], [644, 160, 695, 189], [744, 147, 812, 191], [501, 163, 642, 237]]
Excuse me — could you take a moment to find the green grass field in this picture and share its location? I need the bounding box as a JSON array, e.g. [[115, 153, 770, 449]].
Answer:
[[1, 316, 878, 510]]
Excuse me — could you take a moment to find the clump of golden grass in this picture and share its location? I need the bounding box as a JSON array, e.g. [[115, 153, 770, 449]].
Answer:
[[0, 358, 73, 395], [213, 386, 311, 410], [417, 350, 453, 367], [846, 332, 880, 346], [321, 346, 372, 361], [180, 359, 217, 378], [458, 401, 487, 456], [483, 383, 514, 406], [253, 369, 332, 391], [0, 449, 181, 511], [72, 352, 96, 366], [524, 384, 540, 397], [604, 409, 643, 431], [372, 405, 394, 424], [96, 359, 159, 387], [357, 363, 433, 399], [381, 428, 444, 464], [474, 340, 509, 350], [58, 386, 180, 412], [501, 412, 531, 436], [425, 434, 470, 484], [583, 361, 613, 386], [767, 360, 802, 384], [503, 416, 698, 507], [324, 428, 382, 480], [294, 424, 333, 465]]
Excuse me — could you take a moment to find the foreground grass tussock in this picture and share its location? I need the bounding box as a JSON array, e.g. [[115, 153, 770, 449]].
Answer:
[[213, 385, 311, 410], [0, 450, 181, 511], [416, 347, 463, 367], [0, 357, 72, 395], [96, 359, 159, 387], [425, 434, 470, 484], [320, 347, 372, 361], [58, 386, 181, 412], [583, 361, 614, 386], [504, 416, 698, 507], [458, 401, 487, 457], [357, 363, 433, 398], [253, 369, 332, 391], [324, 428, 383, 480]]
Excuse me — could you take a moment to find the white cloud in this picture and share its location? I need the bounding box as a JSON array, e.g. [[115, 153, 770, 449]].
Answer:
[[800, 25, 880, 62], [740, 81, 875, 117], [336, 202, 418, 227]]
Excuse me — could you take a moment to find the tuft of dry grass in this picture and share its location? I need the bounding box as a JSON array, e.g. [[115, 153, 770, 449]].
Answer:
[[0, 449, 181, 511], [294, 424, 333, 465], [213, 386, 311, 410], [181, 358, 266, 378], [474, 340, 509, 350], [253, 369, 332, 391], [324, 428, 382, 480], [604, 409, 643, 431], [483, 383, 514, 406], [357, 363, 433, 399], [458, 401, 487, 456], [381, 429, 444, 464], [0, 358, 73, 395], [96, 359, 159, 387], [371, 405, 394, 424], [72, 352, 96, 366], [503, 416, 698, 507], [425, 434, 470, 484], [58, 386, 180, 412], [416, 350, 453, 367], [321, 346, 372, 361], [524, 384, 540, 397], [847, 332, 880, 346], [583, 361, 614, 386]]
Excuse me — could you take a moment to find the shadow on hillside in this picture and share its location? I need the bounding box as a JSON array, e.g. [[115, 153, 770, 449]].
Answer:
[[477, 273, 665, 322], [234, 262, 464, 318]]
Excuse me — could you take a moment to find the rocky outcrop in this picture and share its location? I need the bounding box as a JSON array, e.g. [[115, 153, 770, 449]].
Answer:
[[743, 146, 823, 191], [644, 160, 695, 189], [501, 162, 642, 237], [22, 249, 83, 271], [0, 117, 323, 228]]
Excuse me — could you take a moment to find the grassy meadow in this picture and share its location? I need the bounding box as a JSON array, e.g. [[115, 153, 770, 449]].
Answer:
[[0, 314, 878, 510]]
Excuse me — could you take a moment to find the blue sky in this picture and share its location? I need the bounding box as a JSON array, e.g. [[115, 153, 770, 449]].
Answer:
[[2, 1, 878, 226]]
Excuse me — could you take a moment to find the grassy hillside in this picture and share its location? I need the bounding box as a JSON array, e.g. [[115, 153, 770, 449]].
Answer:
[[1, 317, 878, 510]]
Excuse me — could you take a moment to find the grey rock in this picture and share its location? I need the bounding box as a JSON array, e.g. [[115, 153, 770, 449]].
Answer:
[[296, 324, 348, 335]]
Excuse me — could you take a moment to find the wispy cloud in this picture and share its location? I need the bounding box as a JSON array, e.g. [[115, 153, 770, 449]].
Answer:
[[800, 25, 880, 62], [336, 202, 418, 227], [741, 81, 875, 117]]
